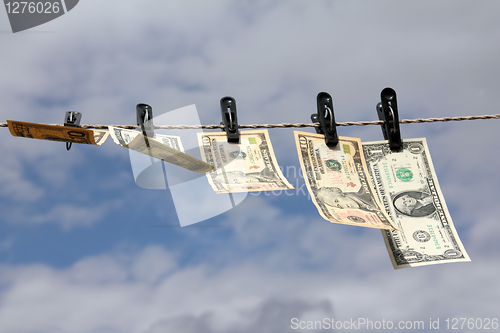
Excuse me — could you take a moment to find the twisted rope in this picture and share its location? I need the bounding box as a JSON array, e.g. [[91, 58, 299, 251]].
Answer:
[[1, 114, 499, 129]]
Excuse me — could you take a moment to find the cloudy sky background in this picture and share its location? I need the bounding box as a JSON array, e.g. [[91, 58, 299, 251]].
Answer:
[[1, 1, 500, 332]]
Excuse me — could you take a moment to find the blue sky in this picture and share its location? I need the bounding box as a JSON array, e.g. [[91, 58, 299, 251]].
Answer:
[[1, 1, 500, 332]]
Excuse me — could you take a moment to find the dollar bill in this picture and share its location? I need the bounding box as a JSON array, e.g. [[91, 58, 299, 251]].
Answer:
[[363, 138, 470, 269], [7, 120, 109, 145], [108, 126, 214, 174], [197, 129, 294, 193], [108, 126, 185, 150], [294, 131, 398, 230]]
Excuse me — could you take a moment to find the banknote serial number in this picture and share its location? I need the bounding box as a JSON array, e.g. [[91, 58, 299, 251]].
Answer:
[[445, 318, 498, 330], [5, 2, 61, 14]]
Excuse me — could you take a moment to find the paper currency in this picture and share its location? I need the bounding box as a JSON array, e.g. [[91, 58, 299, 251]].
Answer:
[[108, 126, 214, 174], [197, 129, 294, 193], [363, 138, 470, 269], [7, 120, 109, 145], [294, 131, 398, 230]]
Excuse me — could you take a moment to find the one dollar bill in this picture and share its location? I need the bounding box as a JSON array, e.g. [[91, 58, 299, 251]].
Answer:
[[109, 126, 214, 174], [197, 129, 293, 193], [363, 138, 470, 269], [294, 131, 398, 230], [7, 120, 109, 145]]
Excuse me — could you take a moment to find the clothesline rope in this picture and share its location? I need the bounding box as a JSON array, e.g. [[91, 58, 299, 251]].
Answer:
[[1, 114, 499, 129]]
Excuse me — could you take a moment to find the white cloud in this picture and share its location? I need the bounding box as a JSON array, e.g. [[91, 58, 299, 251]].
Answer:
[[0, 133, 46, 202], [0, 236, 497, 333], [2, 201, 119, 230]]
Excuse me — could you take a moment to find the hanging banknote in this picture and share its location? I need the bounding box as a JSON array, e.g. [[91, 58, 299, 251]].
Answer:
[[108, 126, 214, 174], [363, 138, 470, 269], [294, 131, 398, 230], [7, 120, 109, 145], [197, 129, 294, 193]]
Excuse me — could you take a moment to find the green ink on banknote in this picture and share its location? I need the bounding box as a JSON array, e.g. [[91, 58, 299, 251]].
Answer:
[[396, 168, 413, 181], [382, 163, 394, 189], [229, 151, 247, 159], [325, 159, 342, 171]]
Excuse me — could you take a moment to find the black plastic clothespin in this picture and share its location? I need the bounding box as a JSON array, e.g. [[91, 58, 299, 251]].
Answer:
[[311, 92, 338, 147], [220, 96, 239, 143], [64, 111, 82, 151], [377, 87, 402, 152], [136, 103, 154, 139]]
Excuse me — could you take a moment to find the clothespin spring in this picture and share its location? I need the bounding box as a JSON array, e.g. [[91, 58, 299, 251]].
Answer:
[[220, 96, 240, 143], [377, 87, 402, 151], [311, 92, 338, 147], [66, 111, 75, 151], [64, 111, 82, 151], [325, 106, 334, 132]]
